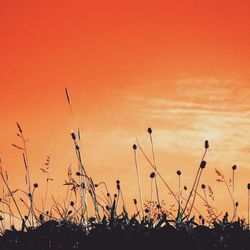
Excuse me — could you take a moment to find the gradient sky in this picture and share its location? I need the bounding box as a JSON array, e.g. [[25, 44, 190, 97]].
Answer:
[[1, 0, 250, 218]]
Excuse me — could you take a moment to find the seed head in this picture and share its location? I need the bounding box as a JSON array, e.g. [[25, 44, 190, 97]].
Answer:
[[133, 144, 137, 150], [114, 194, 117, 198], [201, 184, 206, 189], [76, 172, 81, 176], [176, 170, 181, 176], [232, 165, 237, 171], [150, 172, 155, 178], [156, 204, 161, 209], [107, 193, 110, 197], [106, 205, 110, 211], [133, 198, 137, 205], [205, 140, 209, 149], [200, 160, 206, 169], [147, 127, 152, 134], [235, 202, 239, 207], [248, 183, 250, 190], [94, 184, 98, 187], [184, 185, 187, 191], [33, 183, 38, 188], [71, 132, 76, 141], [70, 201, 74, 206], [116, 180, 120, 185], [145, 208, 149, 213]]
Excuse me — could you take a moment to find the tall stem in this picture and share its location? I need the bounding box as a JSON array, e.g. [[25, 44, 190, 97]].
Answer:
[[133, 148, 145, 220]]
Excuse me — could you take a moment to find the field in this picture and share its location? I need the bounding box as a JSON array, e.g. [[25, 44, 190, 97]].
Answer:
[[0, 92, 250, 250]]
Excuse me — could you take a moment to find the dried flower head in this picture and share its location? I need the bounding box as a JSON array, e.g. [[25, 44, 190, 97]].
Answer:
[[70, 201, 74, 206], [176, 170, 181, 176], [232, 165, 237, 171], [133, 144, 137, 150], [33, 183, 38, 188], [205, 140, 209, 149], [147, 127, 152, 134], [201, 184, 206, 189], [184, 185, 187, 191], [76, 172, 81, 176], [71, 132, 76, 141], [248, 183, 250, 190], [150, 172, 155, 178], [133, 198, 137, 205], [200, 160, 206, 169], [235, 202, 239, 207]]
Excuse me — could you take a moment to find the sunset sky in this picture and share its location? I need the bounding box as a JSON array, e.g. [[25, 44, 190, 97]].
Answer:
[[1, 0, 250, 218]]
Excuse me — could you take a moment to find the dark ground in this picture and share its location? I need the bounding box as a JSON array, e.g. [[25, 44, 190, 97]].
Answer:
[[0, 220, 250, 250]]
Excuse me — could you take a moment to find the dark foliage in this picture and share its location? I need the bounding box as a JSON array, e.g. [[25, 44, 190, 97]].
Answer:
[[1, 218, 250, 250]]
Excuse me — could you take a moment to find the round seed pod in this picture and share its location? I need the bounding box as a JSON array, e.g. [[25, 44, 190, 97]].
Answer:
[[33, 183, 38, 188], [201, 184, 206, 189], [247, 183, 250, 190], [205, 140, 209, 149], [200, 160, 206, 169], [150, 172, 155, 178], [176, 170, 181, 176], [147, 127, 152, 134], [133, 144, 137, 150], [232, 165, 237, 171]]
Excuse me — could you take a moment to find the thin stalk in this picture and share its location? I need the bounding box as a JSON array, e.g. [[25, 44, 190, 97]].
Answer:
[[148, 131, 161, 209], [149, 177, 154, 220], [188, 168, 204, 219], [136, 139, 178, 203], [133, 146, 145, 220], [182, 148, 207, 216], [248, 188, 250, 230], [0, 171, 27, 230]]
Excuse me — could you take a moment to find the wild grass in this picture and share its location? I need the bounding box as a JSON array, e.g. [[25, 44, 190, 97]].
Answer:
[[0, 90, 250, 249]]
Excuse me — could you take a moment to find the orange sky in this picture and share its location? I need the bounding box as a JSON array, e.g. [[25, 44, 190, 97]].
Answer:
[[1, 0, 250, 219]]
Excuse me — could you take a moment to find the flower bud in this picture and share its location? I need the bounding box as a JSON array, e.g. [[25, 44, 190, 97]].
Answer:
[[147, 127, 152, 134], [150, 172, 155, 178], [71, 132, 76, 141], [232, 165, 237, 171], [200, 160, 206, 169]]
